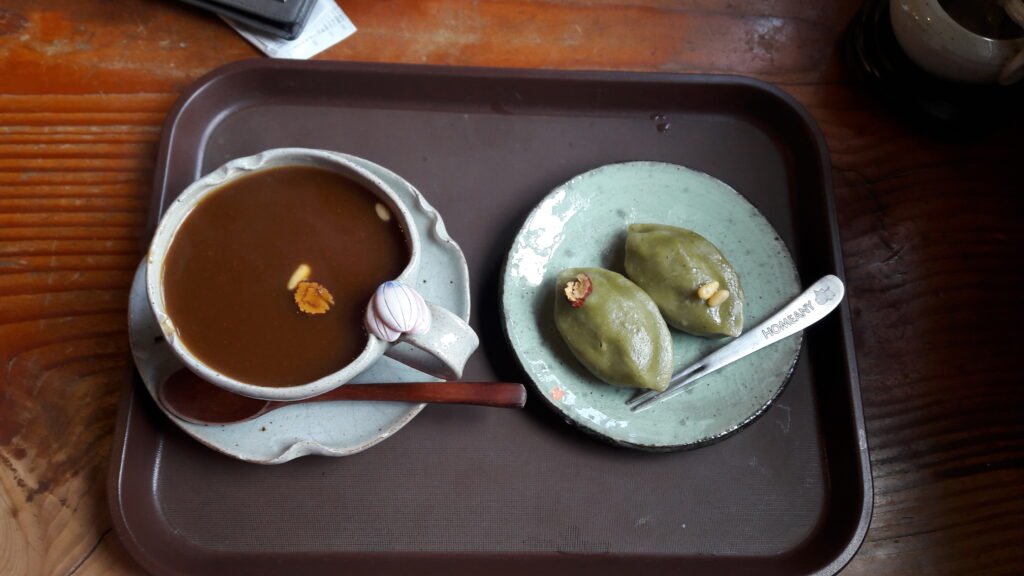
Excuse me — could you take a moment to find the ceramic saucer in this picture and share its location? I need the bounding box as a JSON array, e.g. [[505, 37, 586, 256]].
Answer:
[[501, 162, 802, 450], [128, 154, 470, 464]]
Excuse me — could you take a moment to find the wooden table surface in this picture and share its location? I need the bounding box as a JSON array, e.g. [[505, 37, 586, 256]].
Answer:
[[0, 0, 1021, 574]]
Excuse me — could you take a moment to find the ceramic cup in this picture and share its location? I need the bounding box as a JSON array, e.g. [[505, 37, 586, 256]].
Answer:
[[146, 148, 479, 401], [891, 0, 1024, 84]]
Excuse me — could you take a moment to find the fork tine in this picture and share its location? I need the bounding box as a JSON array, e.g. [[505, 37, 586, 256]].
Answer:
[[626, 389, 659, 407], [626, 360, 704, 408]]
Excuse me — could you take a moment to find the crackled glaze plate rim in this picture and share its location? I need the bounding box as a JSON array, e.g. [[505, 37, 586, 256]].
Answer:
[[127, 154, 470, 464]]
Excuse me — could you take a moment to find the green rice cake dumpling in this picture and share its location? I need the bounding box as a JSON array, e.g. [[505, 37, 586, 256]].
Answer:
[[625, 223, 743, 337], [553, 267, 673, 391]]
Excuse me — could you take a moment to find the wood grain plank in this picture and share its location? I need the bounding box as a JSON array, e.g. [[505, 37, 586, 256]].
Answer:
[[0, 114, 168, 128], [0, 0, 860, 94], [0, 198, 144, 213], [0, 94, 176, 112], [0, 143, 156, 159], [0, 173, 147, 186], [0, 212, 143, 227], [0, 255, 142, 276], [0, 271, 135, 297], [0, 185, 145, 199], [814, 80, 1023, 574], [0, 78, 159, 575], [71, 529, 147, 576]]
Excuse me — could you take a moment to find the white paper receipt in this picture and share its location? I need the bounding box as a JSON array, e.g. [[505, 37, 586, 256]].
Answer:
[[223, 0, 357, 60]]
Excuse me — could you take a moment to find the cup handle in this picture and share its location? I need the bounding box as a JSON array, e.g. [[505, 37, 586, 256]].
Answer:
[[383, 302, 480, 380], [1001, 0, 1024, 85]]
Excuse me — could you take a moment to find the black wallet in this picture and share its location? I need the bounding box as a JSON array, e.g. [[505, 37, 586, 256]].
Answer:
[[178, 0, 318, 40]]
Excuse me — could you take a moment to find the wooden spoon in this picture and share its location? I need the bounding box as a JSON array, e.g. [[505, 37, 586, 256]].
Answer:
[[158, 369, 527, 425]]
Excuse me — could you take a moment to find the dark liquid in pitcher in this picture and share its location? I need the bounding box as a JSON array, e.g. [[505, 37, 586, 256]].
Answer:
[[163, 166, 409, 387], [939, 0, 1024, 39]]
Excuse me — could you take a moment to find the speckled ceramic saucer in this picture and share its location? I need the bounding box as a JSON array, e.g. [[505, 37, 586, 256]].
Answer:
[[128, 155, 470, 464], [501, 162, 802, 450]]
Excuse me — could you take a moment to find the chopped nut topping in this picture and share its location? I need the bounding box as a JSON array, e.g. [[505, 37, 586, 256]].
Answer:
[[286, 263, 312, 291], [564, 273, 593, 308], [295, 281, 334, 315], [375, 202, 392, 222], [707, 289, 730, 308], [696, 280, 720, 301]]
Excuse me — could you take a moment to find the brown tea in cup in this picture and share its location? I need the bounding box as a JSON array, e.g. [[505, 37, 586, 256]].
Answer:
[[162, 166, 409, 387]]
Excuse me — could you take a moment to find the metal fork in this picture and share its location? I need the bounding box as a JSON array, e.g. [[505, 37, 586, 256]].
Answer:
[[626, 274, 846, 413]]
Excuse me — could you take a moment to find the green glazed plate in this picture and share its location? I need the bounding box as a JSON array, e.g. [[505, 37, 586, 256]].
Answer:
[[501, 162, 802, 450]]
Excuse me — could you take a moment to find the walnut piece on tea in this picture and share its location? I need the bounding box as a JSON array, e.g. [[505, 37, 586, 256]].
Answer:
[[295, 281, 335, 315]]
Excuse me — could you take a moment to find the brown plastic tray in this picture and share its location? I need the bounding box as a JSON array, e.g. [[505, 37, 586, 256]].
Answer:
[[109, 60, 871, 575]]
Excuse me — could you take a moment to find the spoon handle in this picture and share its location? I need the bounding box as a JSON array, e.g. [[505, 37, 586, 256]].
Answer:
[[628, 274, 845, 413], [277, 382, 528, 409]]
